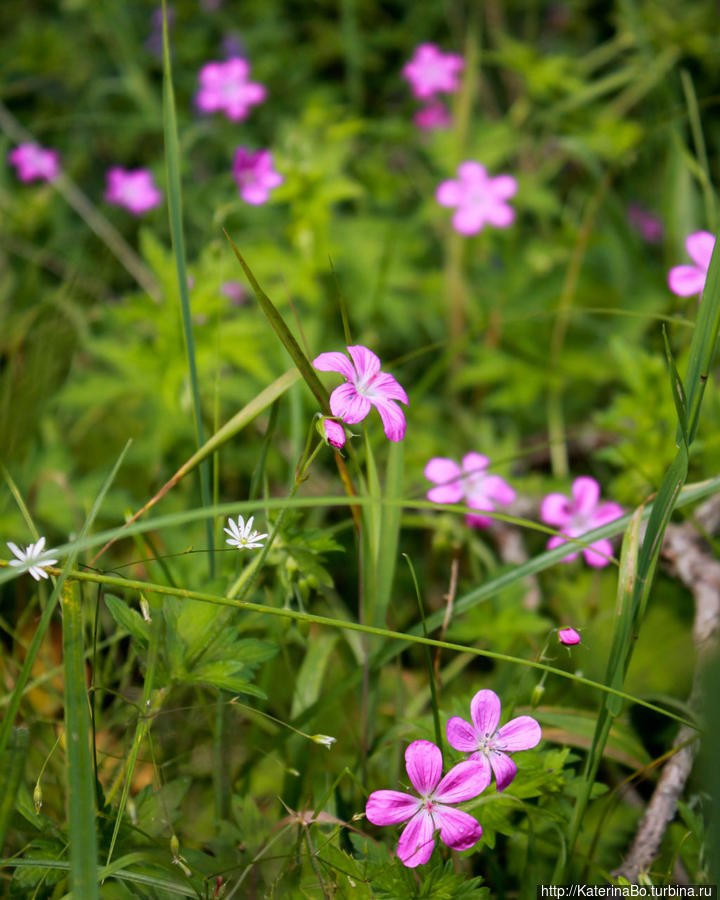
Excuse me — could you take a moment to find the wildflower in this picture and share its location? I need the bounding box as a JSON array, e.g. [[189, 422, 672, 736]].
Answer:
[[558, 627, 581, 645], [424, 453, 515, 528], [311, 734, 337, 749], [8, 143, 60, 182], [626, 203, 663, 244], [224, 515, 268, 550], [312, 345, 408, 442], [220, 280, 248, 305], [436, 162, 517, 236], [540, 476, 623, 568], [322, 419, 346, 449], [668, 231, 715, 298], [402, 44, 464, 100], [105, 167, 163, 215], [196, 57, 266, 121], [7, 537, 58, 581], [365, 740, 488, 868], [414, 101, 451, 131], [446, 689, 541, 792], [232, 148, 284, 205]]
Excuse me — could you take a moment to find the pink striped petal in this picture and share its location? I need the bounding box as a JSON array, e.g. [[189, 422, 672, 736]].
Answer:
[[582, 538, 613, 568], [329, 383, 371, 424], [369, 372, 409, 405], [323, 420, 346, 449], [313, 351, 356, 380], [686, 230, 715, 269], [572, 477, 600, 517], [366, 790, 420, 826], [495, 716, 541, 752], [435, 805, 483, 851], [373, 397, 406, 442], [466, 752, 492, 785], [405, 740, 442, 796], [433, 760, 491, 804], [397, 810, 435, 867], [347, 345, 381, 381], [445, 715, 478, 752], [489, 750, 517, 792], [470, 690, 501, 737]]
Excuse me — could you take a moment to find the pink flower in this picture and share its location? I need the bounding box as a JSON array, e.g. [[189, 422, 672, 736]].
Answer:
[[220, 280, 248, 305], [667, 231, 715, 298], [540, 476, 623, 568], [196, 57, 266, 121], [104, 167, 163, 215], [446, 690, 541, 792], [402, 44, 464, 100], [8, 143, 60, 182], [436, 162, 517, 236], [558, 627, 581, 645], [312, 345, 408, 442], [626, 203, 663, 244], [413, 101, 451, 131], [365, 740, 488, 868], [322, 419, 346, 449], [424, 453, 515, 529], [232, 148, 283, 205]]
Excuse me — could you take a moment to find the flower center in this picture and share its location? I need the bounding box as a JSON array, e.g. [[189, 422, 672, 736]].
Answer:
[[476, 731, 496, 754]]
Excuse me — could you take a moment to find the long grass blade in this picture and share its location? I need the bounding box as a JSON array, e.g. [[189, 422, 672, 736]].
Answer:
[[0, 727, 28, 851]]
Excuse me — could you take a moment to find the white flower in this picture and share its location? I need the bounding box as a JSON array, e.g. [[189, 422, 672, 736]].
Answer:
[[311, 734, 337, 749], [224, 515, 268, 551], [7, 537, 58, 581]]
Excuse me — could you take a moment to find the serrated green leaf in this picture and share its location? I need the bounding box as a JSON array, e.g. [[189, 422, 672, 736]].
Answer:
[[104, 594, 150, 647]]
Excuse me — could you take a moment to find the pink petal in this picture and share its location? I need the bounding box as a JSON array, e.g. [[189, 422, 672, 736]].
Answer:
[[312, 351, 356, 380], [470, 689, 501, 737], [466, 511, 493, 529], [457, 161, 487, 185], [329, 383, 372, 424], [483, 475, 516, 505], [433, 760, 491, 803], [540, 493, 572, 526], [397, 810, 435, 867], [372, 397, 407, 442], [582, 538, 613, 568], [323, 420, 346, 449], [559, 627, 581, 645], [572, 476, 600, 517], [434, 805, 483, 851], [427, 483, 464, 504], [347, 345, 381, 381], [547, 534, 579, 562], [366, 790, 420, 826], [489, 750, 517, 792], [241, 184, 270, 205], [590, 501, 623, 528], [490, 174, 518, 199], [452, 205, 486, 235], [424, 457, 462, 486], [685, 230, 715, 269], [461, 453, 489, 475], [465, 752, 492, 785], [436, 179, 462, 208], [369, 372, 409, 406], [405, 740, 442, 796], [485, 201, 515, 229], [445, 716, 478, 752], [495, 716, 541, 752], [667, 265, 706, 297]]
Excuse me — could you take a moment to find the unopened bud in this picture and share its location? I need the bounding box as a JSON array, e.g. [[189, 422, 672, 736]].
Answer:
[[139, 594, 152, 622], [170, 834, 180, 859], [311, 734, 337, 749], [33, 782, 42, 813], [530, 683, 545, 708]]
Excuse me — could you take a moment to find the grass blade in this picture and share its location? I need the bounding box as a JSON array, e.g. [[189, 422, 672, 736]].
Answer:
[[0, 727, 28, 852]]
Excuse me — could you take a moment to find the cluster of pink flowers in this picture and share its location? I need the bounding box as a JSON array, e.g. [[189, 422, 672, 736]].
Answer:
[[366, 690, 540, 867], [403, 43, 464, 131]]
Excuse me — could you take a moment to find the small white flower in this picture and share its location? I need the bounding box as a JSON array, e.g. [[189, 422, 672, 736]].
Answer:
[[311, 734, 337, 750], [7, 537, 58, 581], [224, 515, 268, 551]]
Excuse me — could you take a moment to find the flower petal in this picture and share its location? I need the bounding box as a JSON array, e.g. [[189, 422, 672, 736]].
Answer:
[[405, 740, 442, 796], [366, 790, 420, 826], [369, 372, 409, 406], [434, 805, 483, 851], [572, 477, 600, 517], [436, 179, 462, 208], [583, 538, 614, 568], [433, 760, 491, 803], [495, 716, 542, 752], [489, 750, 517, 792], [452, 205, 486, 236], [483, 475, 516, 505], [427, 484, 465, 504], [559, 627, 581, 645], [547, 534, 579, 562], [461, 453, 489, 476], [490, 174, 518, 199], [6, 542, 24, 560], [329, 383, 372, 424], [686, 230, 715, 269], [424, 457, 462, 485], [668, 265, 707, 297], [445, 716, 478, 752], [312, 351, 356, 380], [469, 689, 501, 737], [397, 810, 435, 867], [590, 501, 624, 528], [457, 161, 487, 185], [372, 397, 407, 442], [540, 493, 571, 526], [323, 420, 346, 448], [486, 201, 515, 229], [347, 345, 381, 381]]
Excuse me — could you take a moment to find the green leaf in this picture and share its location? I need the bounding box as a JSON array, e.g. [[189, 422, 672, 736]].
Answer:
[[104, 594, 150, 647], [187, 661, 267, 698]]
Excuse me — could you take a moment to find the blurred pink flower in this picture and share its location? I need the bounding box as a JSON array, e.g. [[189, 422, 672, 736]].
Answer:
[[232, 148, 283, 205], [402, 43, 464, 100], [8, 143, 60, 182], [322, 419, 346, 449], [424, 453, 515, 528], [313, 345, 408, 442], [668, 231, 715, 298], [105, 167, 162, 215], [365, 739, 488, 867], [220, 280, 248, 305], [541, 476, 623, 568], [558, 627, 581, 645], [436, 162, 517, 236], [196, 57, 266, 121], [414, 101, 451, 131], [446, 690, 541, 792], [626, 203, 663, 244]]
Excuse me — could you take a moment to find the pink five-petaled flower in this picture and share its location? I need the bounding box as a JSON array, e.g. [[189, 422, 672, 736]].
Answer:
[[668, 231, 715, 298], [402, 44, 464, 100], [196, 57, 266, 121], [424, 453, 515, 529], [312, 346, 408, 442], [446, 689, 541, 792], [436, 162, 517, 236], [365, 740, 489, 868], [541, 476, 623, 568], [558, 627, 581, 646], [8, 143, 60, 182], [232, 148, 284, 205], [105, 167, 163, 216]]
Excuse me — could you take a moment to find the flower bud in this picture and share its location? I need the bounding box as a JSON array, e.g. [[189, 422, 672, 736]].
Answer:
[[139, 594, 152, 623], [311, 734, 337, 749], [170, 834, 180, 859], [530, 683, 545, 708], [33, 782, 42, 813]]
